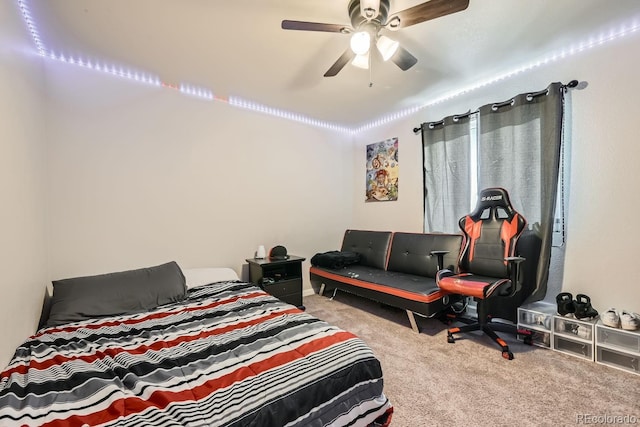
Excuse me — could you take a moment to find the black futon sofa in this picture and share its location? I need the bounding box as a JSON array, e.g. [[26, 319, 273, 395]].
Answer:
[[309, 229, 464, 332]]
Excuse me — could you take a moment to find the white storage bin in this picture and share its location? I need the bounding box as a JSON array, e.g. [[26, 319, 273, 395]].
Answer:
[[518, 328, 551, 348], [554, 334, 594, 361], [553, 316, 595, 342], [517, 302, 556, 349], [595, 321, 640, 375], [552, 315, 596, 361]]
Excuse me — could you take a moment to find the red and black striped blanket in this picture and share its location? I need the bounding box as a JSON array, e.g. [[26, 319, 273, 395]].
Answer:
[[0, 281, 392, 426]]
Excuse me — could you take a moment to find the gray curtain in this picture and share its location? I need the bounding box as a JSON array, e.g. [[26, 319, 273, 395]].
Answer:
[[421, 82, 565, 302], [478, 82, 564, 301], [421, 114, 472, 233]]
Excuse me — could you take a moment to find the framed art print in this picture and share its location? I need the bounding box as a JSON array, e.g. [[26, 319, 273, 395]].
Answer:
[[366, 137, 398, 202]]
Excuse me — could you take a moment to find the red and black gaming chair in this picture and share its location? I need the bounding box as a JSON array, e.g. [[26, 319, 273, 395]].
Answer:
[[436, 187, 527, 360]]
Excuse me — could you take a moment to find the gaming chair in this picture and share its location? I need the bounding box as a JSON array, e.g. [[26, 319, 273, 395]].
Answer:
[[436, 187, 527, 360]]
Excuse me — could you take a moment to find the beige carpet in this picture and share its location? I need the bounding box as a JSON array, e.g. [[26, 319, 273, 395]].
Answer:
[[303, 292, 640, 427]]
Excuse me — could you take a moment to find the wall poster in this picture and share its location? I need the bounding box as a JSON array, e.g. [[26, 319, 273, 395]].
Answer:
[[366, 137, 398, 202]]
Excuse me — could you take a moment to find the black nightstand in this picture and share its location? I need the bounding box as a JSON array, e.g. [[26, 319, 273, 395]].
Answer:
[[246, 255, 306, 309]]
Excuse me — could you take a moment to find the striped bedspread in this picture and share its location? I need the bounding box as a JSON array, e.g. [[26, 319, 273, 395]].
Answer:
[[0, 282, 392, 427]]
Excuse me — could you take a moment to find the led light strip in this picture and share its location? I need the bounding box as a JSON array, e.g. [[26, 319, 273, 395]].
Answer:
[[16, 0, 640, 134], [17, 0, 44, 55], [228, 96, 352, 133], [355, 17, 640, 133], [45, 50, 163, 87], [179, 84, 214, 101]]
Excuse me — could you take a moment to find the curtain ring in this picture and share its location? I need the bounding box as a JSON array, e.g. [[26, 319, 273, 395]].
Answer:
[[428, 119, 445, 129], [453, 110, 473, 121], [492, 99, 515, 111], [526, 89, 549, 101]]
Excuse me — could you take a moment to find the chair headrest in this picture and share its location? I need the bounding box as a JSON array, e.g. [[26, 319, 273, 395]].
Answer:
[[469, 187, 518, 219]]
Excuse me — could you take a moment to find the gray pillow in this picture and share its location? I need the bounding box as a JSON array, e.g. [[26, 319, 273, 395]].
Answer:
[[45, 261, 186, 328]]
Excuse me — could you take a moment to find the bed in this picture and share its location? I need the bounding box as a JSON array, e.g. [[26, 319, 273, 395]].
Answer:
[[0, 262, 392, 427]]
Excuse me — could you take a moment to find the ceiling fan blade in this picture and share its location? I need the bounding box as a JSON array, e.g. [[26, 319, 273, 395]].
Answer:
[[388, 0, 469, 29], [391, 46, 418, 71], [282, 20, 351, 33], [324, 48, 356, 77]]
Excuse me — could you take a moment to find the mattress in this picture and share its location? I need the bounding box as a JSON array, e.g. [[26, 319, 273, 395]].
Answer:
[[0, 281, 392, 427]]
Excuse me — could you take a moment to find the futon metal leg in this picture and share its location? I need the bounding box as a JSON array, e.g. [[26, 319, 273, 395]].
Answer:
[[318, 284, 338, 300], [406, 310, 419, 333]]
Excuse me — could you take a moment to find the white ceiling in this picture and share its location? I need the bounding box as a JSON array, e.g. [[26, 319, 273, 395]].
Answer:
[[26, 0, 640, 127]]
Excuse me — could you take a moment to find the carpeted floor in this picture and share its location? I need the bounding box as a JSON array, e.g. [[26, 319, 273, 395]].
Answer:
[[303, 292, 640, 427]]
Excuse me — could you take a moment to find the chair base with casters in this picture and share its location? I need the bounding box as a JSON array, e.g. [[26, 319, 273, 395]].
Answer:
[[444, 295, 521, 360], [438, 268, 525, 360]]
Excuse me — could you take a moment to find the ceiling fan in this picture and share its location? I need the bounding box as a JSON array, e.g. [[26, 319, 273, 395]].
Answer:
[[281, 0, 470, 77]]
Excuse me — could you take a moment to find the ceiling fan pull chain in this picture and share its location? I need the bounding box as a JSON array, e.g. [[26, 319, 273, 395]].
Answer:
[[369, 52, 373, 87]]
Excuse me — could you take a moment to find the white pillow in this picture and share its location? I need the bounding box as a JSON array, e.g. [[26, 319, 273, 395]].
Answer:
[[182, 267, 239, 289]]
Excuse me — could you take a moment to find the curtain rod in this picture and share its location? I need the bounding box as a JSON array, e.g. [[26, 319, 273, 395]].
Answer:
[[412, 80, 579, 134]]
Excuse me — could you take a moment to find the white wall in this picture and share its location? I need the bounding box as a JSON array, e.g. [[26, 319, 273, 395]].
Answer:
[[350, 31, 640, 313], [45, 62, 353, 288], [0, 2, 48, 368]]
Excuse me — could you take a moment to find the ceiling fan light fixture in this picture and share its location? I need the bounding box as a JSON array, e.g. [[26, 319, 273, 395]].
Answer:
[[350, 31, 371, 55], [376, 35, 399, 61], [281, 0, 473, 78], [351, 53, 370, 69]]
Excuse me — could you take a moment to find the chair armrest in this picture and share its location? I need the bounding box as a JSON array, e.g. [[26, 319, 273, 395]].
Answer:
[[430, 250, 449, 270], [504, 256, 526, 296]]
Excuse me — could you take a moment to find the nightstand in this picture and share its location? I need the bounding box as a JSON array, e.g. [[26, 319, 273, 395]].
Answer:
[[246, 255, 306, 309]]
